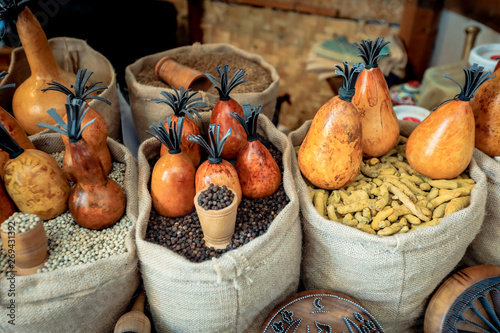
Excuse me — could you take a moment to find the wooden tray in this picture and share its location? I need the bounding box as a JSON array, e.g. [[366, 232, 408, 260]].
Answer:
[[424, 264, 500, 332], [260, 289, 384, 332]]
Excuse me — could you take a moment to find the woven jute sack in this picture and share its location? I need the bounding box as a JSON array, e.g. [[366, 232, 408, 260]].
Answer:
[[136, 113, 301, 333], [463, 149, 500, 266], [0, 37, 121, 139], [0, 133, 140, 333], [125, 42, 280, 142], [289, 120, 487, 332]]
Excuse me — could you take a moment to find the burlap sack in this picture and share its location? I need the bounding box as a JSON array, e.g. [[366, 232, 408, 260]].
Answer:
[[463, 149, 500, 266], [289, 120, 487, 332], [125, 43, 280, 142], [0, 133, 140, 333], [136, 114, 301, 333], [0, 37, 121, 139]]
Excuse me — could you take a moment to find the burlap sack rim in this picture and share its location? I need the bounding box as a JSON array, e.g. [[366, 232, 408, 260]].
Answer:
[[136, 113, 300, 281], [0, 133, 139, 304], [124, 42, 280, 100], [473, 148, 500, 178], [288, 119, 487, 252]]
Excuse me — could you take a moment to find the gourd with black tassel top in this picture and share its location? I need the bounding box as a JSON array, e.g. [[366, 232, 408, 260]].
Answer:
[[151, 86, 205, 167], [187, 124, 242, 204], [42, 68, 113, 181], [406, 63, 495, 179], [352, 37, 400, 158], [298, 61, 364, 190], [230, 104, 281, 199], [147, 117, 196, 218], [205, 65, 248, 159], [38, 97, 126, 229]]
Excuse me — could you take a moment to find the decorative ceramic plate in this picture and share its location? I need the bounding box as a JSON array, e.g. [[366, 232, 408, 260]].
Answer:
[[260, 289, 384, 333], [424, 264, 500, 332]]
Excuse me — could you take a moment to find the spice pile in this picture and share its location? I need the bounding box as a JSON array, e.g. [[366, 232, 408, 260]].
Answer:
[[298, 136, 475, 236], [1, 212, 40, 234], [0, 157, 132, 275], [136, 51, 273, 94], [145, 138, 289, 263], [198, 184, 235, 210]]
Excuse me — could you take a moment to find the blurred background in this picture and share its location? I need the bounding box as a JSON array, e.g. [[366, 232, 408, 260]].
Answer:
[[1, 0, 499, 131]]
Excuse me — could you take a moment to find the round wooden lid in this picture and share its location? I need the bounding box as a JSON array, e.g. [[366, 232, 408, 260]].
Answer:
[[260, 289, 384, 332], [424, 264, 500, 332]]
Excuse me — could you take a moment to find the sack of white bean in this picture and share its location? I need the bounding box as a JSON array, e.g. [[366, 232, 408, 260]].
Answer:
[[289, 120, 487, 332], [0, 133, 140, 333], [136, 113, 301, 333], [463, 149, 500, 266]]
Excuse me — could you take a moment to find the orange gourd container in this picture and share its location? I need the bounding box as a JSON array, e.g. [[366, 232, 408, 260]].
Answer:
[[39, 99, 125, 229], [298, 62, 364, 190], [151, 87, 205, 167], [472, 61, 500, 157], [230, 104, 281, 198], [206, 65, 248, 159], [406, 64, 494, 179], [148, 117, 196, 218], [0, 2, 76, 134], [352, 37, 399, 158], [42, 68, 112, 181]]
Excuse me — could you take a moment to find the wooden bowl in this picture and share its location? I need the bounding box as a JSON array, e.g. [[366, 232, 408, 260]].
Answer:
[[0, 219, 48, 275], [424, 264, 500, 332], [260, 289, 385, 332]]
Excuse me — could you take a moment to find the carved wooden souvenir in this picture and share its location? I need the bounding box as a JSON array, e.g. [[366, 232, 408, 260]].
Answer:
[[424, 264, 500, 332], [260, 289, 384, 333]]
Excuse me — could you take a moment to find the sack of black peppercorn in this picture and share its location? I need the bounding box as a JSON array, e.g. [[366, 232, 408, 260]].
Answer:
[[135, 112, 301, 332]]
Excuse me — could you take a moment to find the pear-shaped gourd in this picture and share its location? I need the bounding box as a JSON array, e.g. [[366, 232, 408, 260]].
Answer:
[[0, 1, 76, 135], [0, 71, 35, 178], [230, 104, 281, 198], [406, 64, 495, 179], [147, 117, 196, 218], [352, 37, 399, 158], [42, 68, 112, 181], [298, 62, 364, 190], [151, 86, 205, 167], [187, 124, 242, 204], [206, 65, 248, 159], [472, 61, 500, 157], [38, 98, 125, 229], [0, 122, 70, 220]]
